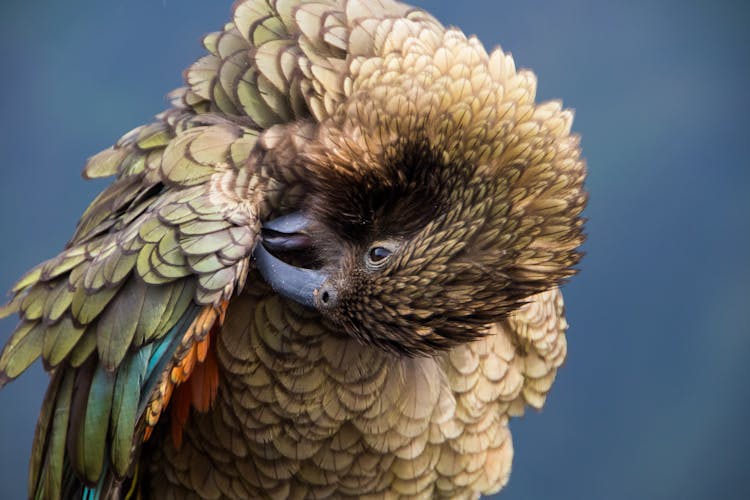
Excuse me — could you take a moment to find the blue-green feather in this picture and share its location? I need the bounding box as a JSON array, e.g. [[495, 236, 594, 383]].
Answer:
[[82, 303, 200, 499]]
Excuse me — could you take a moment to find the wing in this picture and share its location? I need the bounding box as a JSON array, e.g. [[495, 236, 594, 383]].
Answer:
[[1, 2, 293, 497], [0, 103, 263, 497]]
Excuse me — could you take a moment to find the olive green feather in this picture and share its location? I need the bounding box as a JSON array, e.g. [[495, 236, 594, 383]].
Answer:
[[41, 279, 75, 323], [96, 276, 145, 371], [153, 279, 197, 342], [67, 328, 99, 368], [110, 349, 150, 477], [35, 370, 74, 499], [70, 284, 122, 326], [42, 315, 87, 368], [28, 368, 63, 496], [131, 283, 174, 346], [0, 321, 44, 385], [71, 363, 116, 484]]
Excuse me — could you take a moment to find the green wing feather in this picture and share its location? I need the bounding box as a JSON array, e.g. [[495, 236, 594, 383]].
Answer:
[[73, 363, 116, 484], [29, 369, 74, 499], [110, 350, 150, 478]]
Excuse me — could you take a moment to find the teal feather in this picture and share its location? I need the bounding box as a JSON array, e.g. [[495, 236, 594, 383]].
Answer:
[[81, 469, 106, 500], [73, 364, 116, 484], [140, 304, 200, 412], [110, 349, 150, 477], [82, 303, 199, 498], [24, 281, 201, 498], [145, 329, 178, 381]]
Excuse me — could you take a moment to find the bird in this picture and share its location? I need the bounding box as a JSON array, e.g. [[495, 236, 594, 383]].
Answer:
[[0, 0, 586, 498]]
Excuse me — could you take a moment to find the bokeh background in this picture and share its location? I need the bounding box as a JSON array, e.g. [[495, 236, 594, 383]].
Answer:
[[0, 1, 748, 498]]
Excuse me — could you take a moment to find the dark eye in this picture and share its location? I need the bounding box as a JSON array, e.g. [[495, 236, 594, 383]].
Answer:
[[369, 246, 391, 262], [366, 245, 393, 268]]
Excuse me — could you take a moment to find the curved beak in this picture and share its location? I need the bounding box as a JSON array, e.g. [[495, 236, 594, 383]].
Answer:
[[253, 212, 328, 309]]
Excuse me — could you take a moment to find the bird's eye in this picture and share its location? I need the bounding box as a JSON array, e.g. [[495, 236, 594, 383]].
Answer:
[[366, 245, 393, 268], [369, 247, 391, 262]]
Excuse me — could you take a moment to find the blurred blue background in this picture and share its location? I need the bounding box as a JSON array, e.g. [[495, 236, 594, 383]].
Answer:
[[0, 1, 748, 498]]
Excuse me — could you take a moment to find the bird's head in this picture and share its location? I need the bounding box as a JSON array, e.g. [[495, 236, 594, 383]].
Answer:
[[254, 28, 586, 356]]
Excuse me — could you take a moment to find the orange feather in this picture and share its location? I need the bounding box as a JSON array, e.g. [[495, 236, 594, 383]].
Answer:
[[143, 302, 227, 445]]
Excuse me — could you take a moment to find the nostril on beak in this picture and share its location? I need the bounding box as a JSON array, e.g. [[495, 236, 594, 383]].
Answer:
[[317, 283, 337, 308]]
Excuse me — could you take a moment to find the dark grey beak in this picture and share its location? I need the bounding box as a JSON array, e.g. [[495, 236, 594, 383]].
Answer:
[[253, 212, 328, 309]]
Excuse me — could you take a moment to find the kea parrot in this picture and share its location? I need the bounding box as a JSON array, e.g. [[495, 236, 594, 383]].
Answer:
[[0, 0, 587, 498]]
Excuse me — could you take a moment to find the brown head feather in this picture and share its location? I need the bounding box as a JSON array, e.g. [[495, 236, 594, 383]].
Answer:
[[258, 21, 586, 355]]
